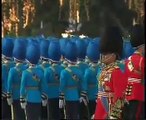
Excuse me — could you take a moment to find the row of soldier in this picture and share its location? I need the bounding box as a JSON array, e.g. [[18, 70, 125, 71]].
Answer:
[[2, 24, 144, 120]]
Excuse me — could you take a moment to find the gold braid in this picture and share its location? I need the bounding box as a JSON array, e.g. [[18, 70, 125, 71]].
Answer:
[[99, 63, 119, 86]]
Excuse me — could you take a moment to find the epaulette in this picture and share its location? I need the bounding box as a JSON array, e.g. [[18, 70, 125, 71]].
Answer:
[[99, 63, 119, 85], [26, 68, 32, 73], [15, 67, 23, 78], [65, 68, 72, 73], [127, 55, 142, 75], [50, 66, 55, 73]]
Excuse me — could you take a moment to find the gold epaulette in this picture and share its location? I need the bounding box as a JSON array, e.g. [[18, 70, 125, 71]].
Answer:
[[98, 64, 119, 86]]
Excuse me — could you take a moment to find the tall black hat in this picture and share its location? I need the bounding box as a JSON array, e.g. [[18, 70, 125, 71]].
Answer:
[[130, 24, 145, 48], [99, 26, 123, 59]]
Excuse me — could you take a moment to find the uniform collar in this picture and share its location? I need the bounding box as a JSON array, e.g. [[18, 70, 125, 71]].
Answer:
[[29, 64, 36, 69], [90, 63, 97, 68], [16, 62, 23, 67], [68, 64, 77, 67]]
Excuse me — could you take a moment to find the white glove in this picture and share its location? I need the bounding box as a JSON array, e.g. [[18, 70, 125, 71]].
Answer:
[[21, 102, 27, 109], [7, 98, 13, 105], [59, 99, 64, 108], [41, 93, 48, 106], [42, 99, 47, 106], [91, 114, 95, 119], [109, 116, 117, 119], [79, 97, 88, 106]]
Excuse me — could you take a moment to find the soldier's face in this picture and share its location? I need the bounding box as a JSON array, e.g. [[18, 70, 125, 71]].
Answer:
[[101, 53, 116, 64]]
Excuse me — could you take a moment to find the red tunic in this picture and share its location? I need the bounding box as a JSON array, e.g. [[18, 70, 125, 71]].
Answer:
[[125, 52, 145, 101], [94, 63, 127, 119]]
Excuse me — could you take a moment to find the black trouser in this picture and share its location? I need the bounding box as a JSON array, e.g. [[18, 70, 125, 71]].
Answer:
[[26, 102, 41, 120], [59, 107, 65, 119], [122, 100, 145, 120], [48, 98, 60, 120], [66, 101, 80, 119], [41, 104, 48, 120], [80, 102, 89, 120], [13, 100, 26, 120], [88, 100, 96, 118], [1, 97, 11, 120]]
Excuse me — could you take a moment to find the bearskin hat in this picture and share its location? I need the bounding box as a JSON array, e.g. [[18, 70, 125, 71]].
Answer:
[[99, 26, 123, 59], [13, 38, 27, 61], [130, 24, 145, 48], [48, 40, 61, 62]]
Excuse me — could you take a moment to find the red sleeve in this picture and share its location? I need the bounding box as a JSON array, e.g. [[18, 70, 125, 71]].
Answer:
[[112, 68, 127, 99]]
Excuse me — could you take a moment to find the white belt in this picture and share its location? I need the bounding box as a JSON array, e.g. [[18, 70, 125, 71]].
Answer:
[[98, 91, 113, 98], [128, 78, 141, 83]]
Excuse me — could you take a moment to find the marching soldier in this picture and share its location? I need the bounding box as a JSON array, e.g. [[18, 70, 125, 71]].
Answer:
[[39, 38, 50, 120], [2, 37, 15, 120], [59, 41, 85, 119], [44, 40, 64, 120], [84, 40, 100, 119], [123, 24, 145, 120], [94, 26, 127, 119], [59, 37, 70, 119], [7, 38, 27, 120], [20, 40, 48, 120], [75, 38, 89, 119]]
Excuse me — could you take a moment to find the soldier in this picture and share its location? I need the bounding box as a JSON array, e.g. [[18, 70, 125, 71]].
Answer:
[[94, 26, 127, 119], [7, 38, 27, 120], [59, 36, 70, 118], [75, 38, 89, 119], [59, 41, 86, 119], [84, 40, 100, 118], [20, 40, 48, 120], [123, 24, 145, 120], [39, 38, 50, 120], [2, 37, 15, 120], [44, 40, 64, 120]]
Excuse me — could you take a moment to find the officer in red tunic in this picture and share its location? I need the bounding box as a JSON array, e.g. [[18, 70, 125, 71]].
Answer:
[[94, 26, 127, 119], [123, 24, 145, 120]]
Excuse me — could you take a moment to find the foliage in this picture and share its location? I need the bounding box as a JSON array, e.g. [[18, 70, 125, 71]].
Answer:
[[2, 0, 144, 37]]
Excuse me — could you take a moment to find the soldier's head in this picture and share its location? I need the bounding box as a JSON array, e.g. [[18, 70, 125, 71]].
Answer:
[[40, 38, 50, 62], [130, 24, 145, 55], [65, 41, 77, 65], [26, 39, 40, 65], [13, 38, 27, 63], [86, 40, 100, 63], [2, 37, 14, 60], [48, 40, 61, 64], [99, 26, 123, 64]]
